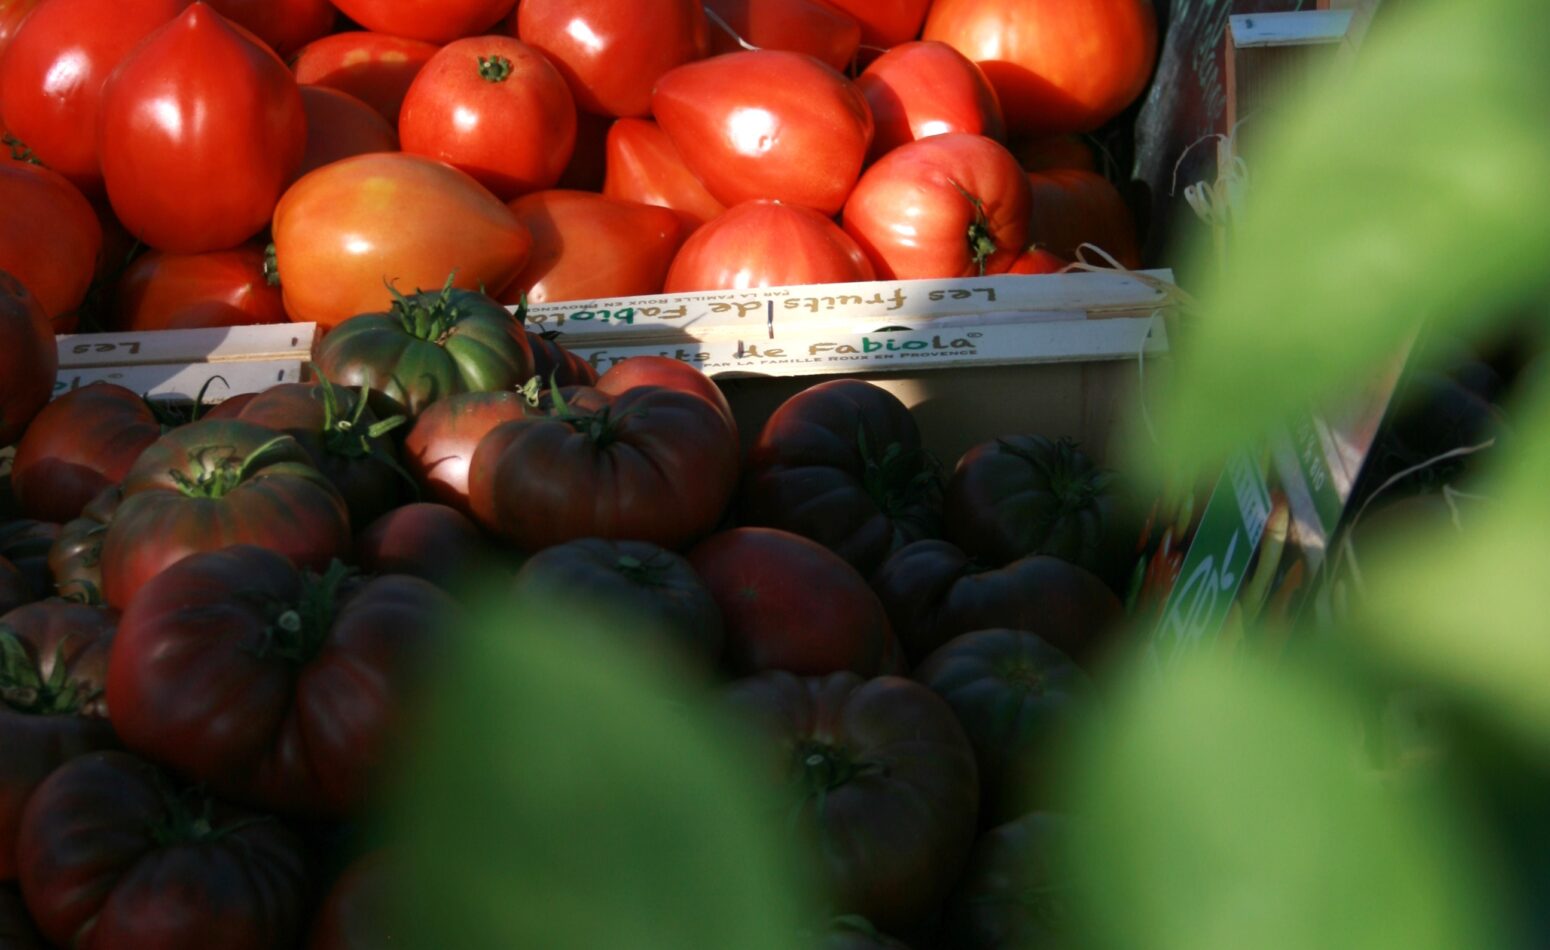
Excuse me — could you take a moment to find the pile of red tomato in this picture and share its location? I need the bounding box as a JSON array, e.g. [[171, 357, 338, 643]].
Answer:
[[0, 0, 1162, 946]]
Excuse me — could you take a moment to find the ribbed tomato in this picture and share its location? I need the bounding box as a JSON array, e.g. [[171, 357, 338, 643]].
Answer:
[[922, 0, 1158, 136], [402, 391, 538, 515], [296, 87, 398, 180], [943, 813, 1073, 948], [111, 244, 286, 331], [48, 488, 120, 606], [10, 384, 160, 523], [857, 41, 1004, 163], [601, 117, 726, 229], [98, 3, 307, 253], [527, 330, 601, 389], [271, 153, 534, 330], [0, 162, 101, 329], [0, 272, 55, 447], [356, 503, 489, 589], [290, 31, 439, 124], [594, 355, 736, 437], [500, 190, 686, 304], [664, 200, 874, 292]]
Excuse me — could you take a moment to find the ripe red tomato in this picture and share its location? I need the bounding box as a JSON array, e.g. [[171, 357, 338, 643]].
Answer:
[[741, 379, 940, 574], [723, 671, 978, 930], [468, 386, 739, 551], [99, 4, 306, 253], [111, 244, 285, 331], [843, 132, 1031, 279], [0, 0, 186, 195], [17, 751, 311, 948], [594, 355, 736, 438], [500, 190, 685, 305], [1006, 246, 1066, 274], [818, 0, 931, 48], [688, 527, 892, 676], [944, 812, 1070, 947], [704, 0, 860, 72], [1026, 168, 1141, 268], [0, 162, 101, 328], [291, 31, 439, 125], [329, 0, 514, 44], [271, 152, 534, 329], [99, 419, 351, 609], [652, 50, 872, 217], [1012, 134, 1097, 172], [10, 384, 160, 524], [399, 36, 576, 200], [922, 0, 1159, 136], [515, 0, 707, 118], [108, 546, 454, 816], [0, 601, 118, 882], [296, 87, 398, 180], [0, 0, 43, 62], [602, 117, 726, 229], [357, 503, 489, 589], [49, 487, 120, 606], [856, 41, 1004, 163], [664, 200, 874, 292], [205, 0, 333, 56], [403, 391, 537, 515], [0, 273, 55, 447]]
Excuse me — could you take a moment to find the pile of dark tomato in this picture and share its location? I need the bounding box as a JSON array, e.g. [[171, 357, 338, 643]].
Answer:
[[0, 0, 1160, 945]]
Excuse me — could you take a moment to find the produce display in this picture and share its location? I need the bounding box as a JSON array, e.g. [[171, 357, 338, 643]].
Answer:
[[0, 0, 1167, 945]]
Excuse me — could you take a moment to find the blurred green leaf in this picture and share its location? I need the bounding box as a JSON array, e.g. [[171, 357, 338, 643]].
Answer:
[[1063, 650, 1512, 950], [388, 594, 813, 949], [1137, 0, 1550, 480], [1356, 384, 1550, 750]]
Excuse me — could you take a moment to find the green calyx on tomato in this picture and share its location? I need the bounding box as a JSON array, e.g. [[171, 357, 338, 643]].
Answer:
[[795, 739, 879, 799], [168, 435, 299, 499], [313, 371, 408, 460], [2, 132, 40, 166], [386, 273, 505, 344], [147, 779, 271, 848], [950, 179, 999, 276], [248, 559, 354, 667], [263, 243, 280, 288], [858, 423, 942, 523], [478, 55, 513, 83], [613, 552, 674, 587], [0, 630, 99, 715], [997, 436, 1114, 516], [547, 384, 637, 450]]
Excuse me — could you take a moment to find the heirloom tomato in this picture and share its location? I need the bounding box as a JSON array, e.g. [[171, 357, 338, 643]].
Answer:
[[0, 0, 186, 194], [99, 419, 351, 609], [602, 117, 726, 229], [111, 244, 286, 331], [98, 3, 306, 253], [328, 0, 514, 44], [595, 355, 735, 436], [357, 503, 489, 589], [664, 200, 873, 292], [308, 852, 396, 950], [316, 282, 536, 418], [468, 385, 738, 551], [922, 0, 1159, 136], [0, 163, 101, 327], [500, 190, 686, 304], [403, 391, 537, 515], [0, 601, 118, 881], [107, 547, 454, 816], [0, 272, 55, 447], [291, 31, 439, 124], [1026, 167, 1141, 267], [652, 50, 872, 217], [11, 384, 159, 523], [527, 330, 600, 388], [844, 133, 1030, 279], [688, 528, 891, 676], [17, 751, 310, 949], [817, 0, 931, 48], [398, 36, 576, 200], [296, 87, 398, 179], [943, 813, 1073, 948], [49, 488, 120, 605], [515, 0, 708, 118], [206, 0, 334, 56], [741, 379, 940, 574], [271, 153, 534, 329], [1006, 247, 1065, 274], [0, 521, 57, 602], [857, 41, 1004, 163], [704, 0, 860, 72], [723, 671, 978, 931]]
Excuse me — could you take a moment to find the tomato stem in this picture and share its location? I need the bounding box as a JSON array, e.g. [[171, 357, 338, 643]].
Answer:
[[855, 422, 943, 539], [169, 435, 298, 499], [250, 560, 354, 666], [948, 178, 998, 276], [388, 273, 463, 344], [0, 630, 99, 716], [478, 54, 514, 83]]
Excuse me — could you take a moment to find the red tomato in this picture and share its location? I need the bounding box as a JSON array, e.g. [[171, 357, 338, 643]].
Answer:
[[499, 190, 685, 305], [556, 109, 612, 191], [817, 0, 931, 48], [0, 0, 42, 61], [857, 41, 1004, 163], [602, 117, 725, 229], [270, 152, 534, 329], [296, 87, 398, 179], [99, 3, 306, 253], [0, 0, 186, 195], [1006, 247, 1065, 274], [398, 36, 575, 200], [1026, 167, 1141, 267], [329, 0, 514, 44], [1011, 134, 1097, 172], [652, 50, 873, 217], [515, 0, 707, 118], [10, 385, 159, 523], [527, 330, 599, 389], [688, 527, 891, 676], [843, 132, 1031, 279], [594, 355, 737, 438], [291, 31, 439, 125], [0, 162, 101, 328], [356, 503, 489, 589], [402, 392, 537, 516], [665, 200, 874, 292], [205, 0, 334, 56], [0, 276, 55, 448], [704, 0, 860, 72], [922, 0, 1159, 136], [111, 245, 285, 331]]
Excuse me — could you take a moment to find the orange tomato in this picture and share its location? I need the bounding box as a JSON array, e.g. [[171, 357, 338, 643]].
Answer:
[[500, 190, 685, 305]]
